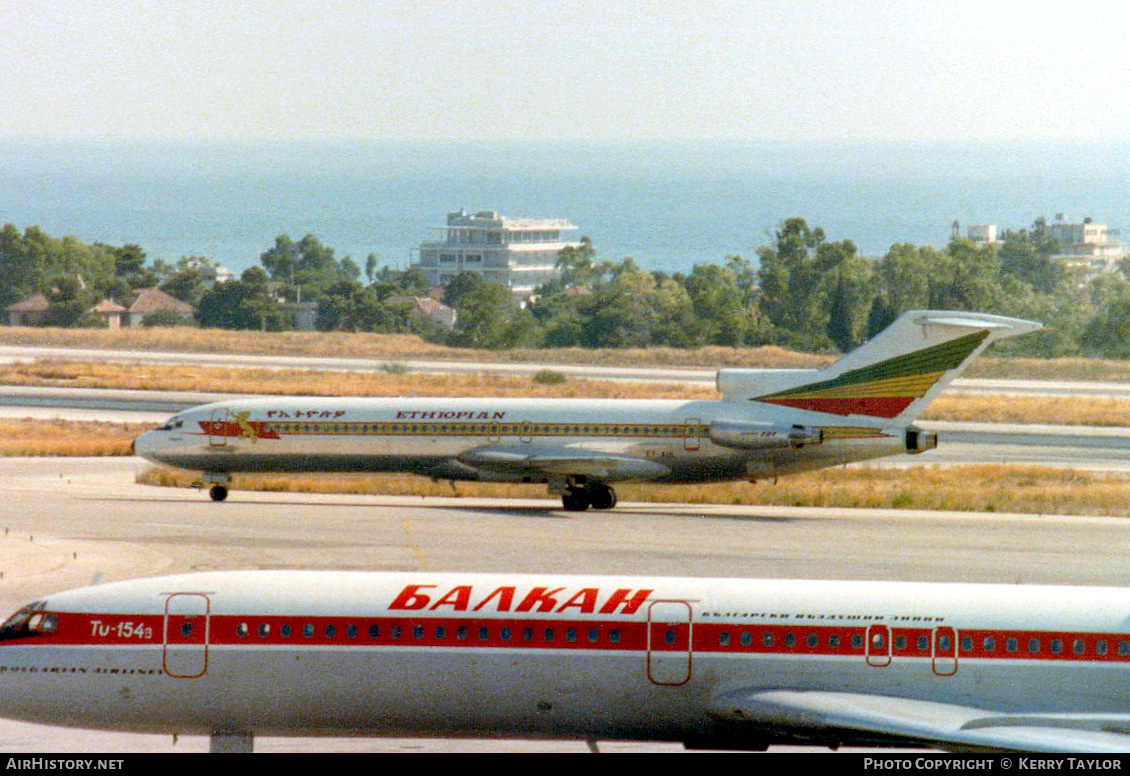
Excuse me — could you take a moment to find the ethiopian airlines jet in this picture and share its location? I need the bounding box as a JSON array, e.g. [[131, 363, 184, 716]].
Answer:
[[2, 569, 1130, 752], [132, 310, 1040, 508]]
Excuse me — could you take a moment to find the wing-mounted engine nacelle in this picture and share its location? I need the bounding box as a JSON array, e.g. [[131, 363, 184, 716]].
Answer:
[[709, 422, 823, 450], [905, 426, 938, 454]]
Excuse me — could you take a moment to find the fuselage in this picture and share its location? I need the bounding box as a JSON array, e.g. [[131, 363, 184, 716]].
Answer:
[[2, 570, 1130, 749], [133, 395, 913, 484]]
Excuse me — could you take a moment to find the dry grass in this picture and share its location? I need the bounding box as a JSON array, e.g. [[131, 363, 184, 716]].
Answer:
[[0, 419, 148, 457], [9, 323, 1130, 378], [0, 360, 719, 400], [136, 464, 1130, 517], [921, 394, 1130, 426], [0, 325, 830, 369]]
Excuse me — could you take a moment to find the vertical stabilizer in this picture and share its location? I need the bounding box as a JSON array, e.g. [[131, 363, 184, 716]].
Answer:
[[721, 311, 1040, 424]]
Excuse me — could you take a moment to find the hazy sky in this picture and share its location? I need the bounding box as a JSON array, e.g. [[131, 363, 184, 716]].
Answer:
[[4, 0, 1130, 142]]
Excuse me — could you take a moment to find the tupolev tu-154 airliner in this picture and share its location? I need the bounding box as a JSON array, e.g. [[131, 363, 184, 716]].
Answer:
[[133, 310, 1040, 508], [3, 569, 1130, 752]]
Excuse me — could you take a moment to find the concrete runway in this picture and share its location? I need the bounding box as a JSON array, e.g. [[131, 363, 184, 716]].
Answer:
[[2, 456, 1130, 752]]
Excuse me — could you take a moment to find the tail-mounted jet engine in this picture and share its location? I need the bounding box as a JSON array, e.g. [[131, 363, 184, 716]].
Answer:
[[709, 422, 823, 450]]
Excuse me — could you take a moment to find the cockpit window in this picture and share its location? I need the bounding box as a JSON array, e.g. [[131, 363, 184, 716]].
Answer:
[[0, 602, 56, 641], [159, 418, 185, 432]]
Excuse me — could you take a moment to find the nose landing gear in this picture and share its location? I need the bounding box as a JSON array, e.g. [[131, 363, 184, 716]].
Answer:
[[200, 472, 232, 502]]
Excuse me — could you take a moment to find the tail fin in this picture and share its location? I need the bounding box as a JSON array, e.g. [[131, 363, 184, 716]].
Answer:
[[717, 310, 1041, 424]]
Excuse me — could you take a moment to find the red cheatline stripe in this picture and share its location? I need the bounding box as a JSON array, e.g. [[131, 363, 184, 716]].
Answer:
[[7, 613, 1130, 665]]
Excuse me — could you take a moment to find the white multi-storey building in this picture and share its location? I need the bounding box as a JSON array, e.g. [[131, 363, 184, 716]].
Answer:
[[1048, 214, 1125, 276], [414, 209, 581, 295]]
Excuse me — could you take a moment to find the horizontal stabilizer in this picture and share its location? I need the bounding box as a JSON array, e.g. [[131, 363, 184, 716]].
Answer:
[[717, 310, 1040, 423]]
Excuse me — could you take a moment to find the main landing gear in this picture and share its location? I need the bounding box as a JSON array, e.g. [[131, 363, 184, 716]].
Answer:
[[561, 482, 617, 512]]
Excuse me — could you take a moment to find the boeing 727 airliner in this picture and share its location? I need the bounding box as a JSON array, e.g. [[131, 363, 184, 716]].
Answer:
[[2, 570, 1130, 752], [133, 310, 1040, 508]]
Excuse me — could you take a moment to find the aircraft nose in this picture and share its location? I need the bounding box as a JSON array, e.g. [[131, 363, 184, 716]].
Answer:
[[132, 430, 158, 460]]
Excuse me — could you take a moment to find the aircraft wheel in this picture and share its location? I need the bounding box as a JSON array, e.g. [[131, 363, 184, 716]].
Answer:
[[209, 485, 229, 502], [589, 484, 617, 510], [562, 488, 590, 512]]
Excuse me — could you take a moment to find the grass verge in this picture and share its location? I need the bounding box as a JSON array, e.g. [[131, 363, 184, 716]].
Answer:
[[10, 323, 1130, 381], [136, 464, 1130, 517]]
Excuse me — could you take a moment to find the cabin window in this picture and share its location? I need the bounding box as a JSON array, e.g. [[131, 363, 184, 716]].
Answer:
[[303, 624, 314, 638], [851, 635, 863, 649], [610, 630, 621, 644], [588, 629, 599, 644], [391, 625, 402, 640], [478, 627, 489, 641], [719, 632, 730, 646], [545, 628, 556, 643], [258, 623, 270, 638], [280, 624, 292, 639], [325, 625, 336, 639], [762, 633, 774, 647], [522, 627, 533, 642], [1028, 638, 1040, 654], [1097, 640, 1108, 655], [806, 634, 818, 648], [412, 625, 424, 640], [1120, 641, 1130, 656], [236, 623, 248, 638], [346, 624, 357, 639], [663, 629, 674, 645], [938, 636, 951, 652], [1051, 639, 1062, 654], [983, 637, 995, 651], [181, 623, 193, 638], [457, 626, 468, 641], [829, 635, 841, 649], [566, 629, 577, 643], [1007, 638, 1018, 653], [894, 636, 906, 651], [368, 625, 380, 639], [433, 626, 445, 640], [1073, 639, 1085, 655], [960, 637, 972, 652], [784, 633, 796, 648], [917, 636, 928, 651], [740, 632, 751, 647]]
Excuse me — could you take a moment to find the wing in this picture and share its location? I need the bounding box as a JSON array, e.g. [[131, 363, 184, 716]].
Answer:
[[712, 689, 1130, 752], [458, 444, 670, 482]]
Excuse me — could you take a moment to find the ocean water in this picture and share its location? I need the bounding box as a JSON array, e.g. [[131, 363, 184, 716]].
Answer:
[[1, 138, 1129, 276]]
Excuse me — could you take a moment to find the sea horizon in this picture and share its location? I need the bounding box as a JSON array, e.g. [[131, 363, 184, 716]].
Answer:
[[2, 136, 1128, 277]]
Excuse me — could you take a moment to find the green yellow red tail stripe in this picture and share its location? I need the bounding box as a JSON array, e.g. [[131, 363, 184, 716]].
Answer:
[[752, 329, 990, 418]]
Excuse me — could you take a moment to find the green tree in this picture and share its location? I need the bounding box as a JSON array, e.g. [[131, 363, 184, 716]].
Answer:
[[581, 260, 660, 348], [932, 238, 1003, 312], [449, 279, 537, 349], [556, 236, 597, 287], [1080, 279, 1130, 357], [680, 262, 748, 346], [196, 277, 283, 331]]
